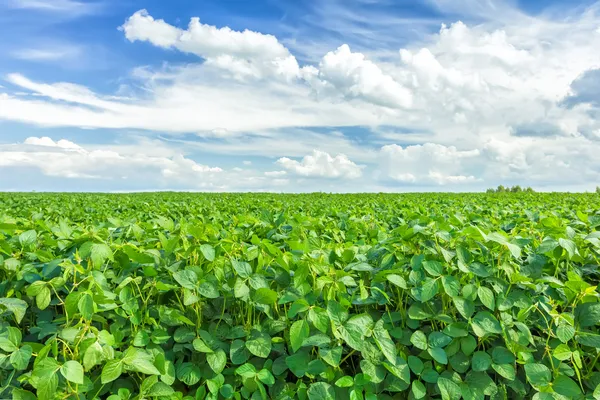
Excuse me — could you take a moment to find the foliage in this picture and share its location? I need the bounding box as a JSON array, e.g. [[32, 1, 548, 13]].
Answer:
[[0, 192, 600, 399], [486, 185, 534, 193]]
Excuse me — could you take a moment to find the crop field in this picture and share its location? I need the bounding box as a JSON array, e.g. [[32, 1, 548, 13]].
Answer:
[[1, 192, 600, 400]]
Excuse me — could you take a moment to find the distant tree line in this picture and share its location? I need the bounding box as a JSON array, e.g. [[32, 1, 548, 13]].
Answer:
[[486, 185, 535, 193]]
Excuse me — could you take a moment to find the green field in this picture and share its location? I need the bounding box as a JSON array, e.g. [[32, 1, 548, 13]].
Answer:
[[1, 193, 600, 399]]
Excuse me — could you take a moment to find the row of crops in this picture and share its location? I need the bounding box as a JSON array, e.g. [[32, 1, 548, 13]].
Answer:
[[0, 192, 599, 399]]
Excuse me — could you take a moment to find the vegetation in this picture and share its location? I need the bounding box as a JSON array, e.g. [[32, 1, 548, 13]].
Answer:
[[486, 186, 535, 193], [1, 192, 600, 400]]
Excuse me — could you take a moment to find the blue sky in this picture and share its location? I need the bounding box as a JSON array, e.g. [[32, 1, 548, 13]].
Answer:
[[1, 0, 600, 192]]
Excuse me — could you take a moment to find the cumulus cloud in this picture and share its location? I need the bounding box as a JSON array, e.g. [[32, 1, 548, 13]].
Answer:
[[0, 137, 223, 183], [3, 2, 600, 191], [120, 10, 301, 80], [380, 143, 480, 185], [277, 150, 363, 179], [306, 44, 413, 109]]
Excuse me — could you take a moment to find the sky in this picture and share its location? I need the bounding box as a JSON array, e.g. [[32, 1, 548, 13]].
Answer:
[[1, 0, 600, 192]]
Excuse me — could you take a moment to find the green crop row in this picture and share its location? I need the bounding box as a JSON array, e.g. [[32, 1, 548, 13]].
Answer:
[[0, 193, 599, 400]]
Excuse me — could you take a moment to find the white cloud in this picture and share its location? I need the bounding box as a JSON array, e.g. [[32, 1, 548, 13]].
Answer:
[[11, 45, 82, 62], [307, 44, 413, 109], [120, 10, 301, 81], [0, 137, 223, 183], [264, 170, 286, 177], [3, 3, 600, 191], [8, 0, 99, 15], [277, 150, 363, 179], [380, 143, 480, 185]]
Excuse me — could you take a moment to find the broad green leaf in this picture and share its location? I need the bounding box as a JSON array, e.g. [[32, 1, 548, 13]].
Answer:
[[428, 347, 448, 364], [290, 320, 309, 353], [472, 311, 502, 337], [438, 377, 462, 400], [246, 330, 271, 358], [524, 363, 551, 387], [10, 345, 32, 370], [477, 286, 495, 311], [307, 382, 335, 400], [253, 288, 277, 304], [60, 360, 84, 385], [0, 297, 28, 323], [553, 374, 582, 397], [173, 270, 198, 290], [101, 360, 123, 384], [207, 349, 227, 374], [147, 382, 175, 397], [200, 244, 215, 261], [411, 330, 428, 350], [373, 319, 397, 364]]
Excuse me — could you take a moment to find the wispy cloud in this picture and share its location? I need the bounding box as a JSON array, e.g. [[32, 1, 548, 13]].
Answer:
[[12, 45, 81, 61], [7, 0, 101, 15]]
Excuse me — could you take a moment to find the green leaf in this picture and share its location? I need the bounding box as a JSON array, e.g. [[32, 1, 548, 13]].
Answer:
[[78, 293, 94, 320], [441, 275, 461, 297], [90, 243, 113, 267], [524, 363, 551, 387], [12, 389, 37, 400], [558, 238, 577, 258], [428, 347, 448, 364], [60, 360, 84, 385], [253, 287, 277, 304], [327, 300, 348, 325], [10, 345, 32, 370], [438, 377, 462, 400], [492, 363, 515, 380], [308, 307, 330, 333], [257, 369, 275, 386], [147, 382, 175, 397], [553, 374, 582, 397], [200, 244, 215, 261], [230, 339, 250, 364], [552, 344, 572, 361], [472, 351, 492, 371], [411, 330, 428, 350], [423, 260, 443, 276], [290, 320, 310, 353], [235, 362, 257, 378], [232, 260, 252, 278], [387, 274, 407, 289], [307, 382, 335, 400], [335, 376, 354, 387], [453, 297, 474, 320], [412, 380, 427, 399], [0, 297, 28, 323], [19, 230, 37, 247], [575, 302, 600, 328], [207, 349, 227, 374], [577, 332, 600, 348], [192, 337, 213, 353], [245, 330, 271, 358], [373, 319, 397, 364], [429, 331, 452, 348], [472, 311, 502, 337], [198, 281, 220, 298], [173, 270, 198, 290], [0, 327, 21, 352], [176, 363, 201, 385], [286, 351, 310, 377], [420, 278, 439, 302], [556, 324, 575, 343], [477, 286, 495, 311], [36, 286, 51, 310], [101, 360, 123, 384]]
